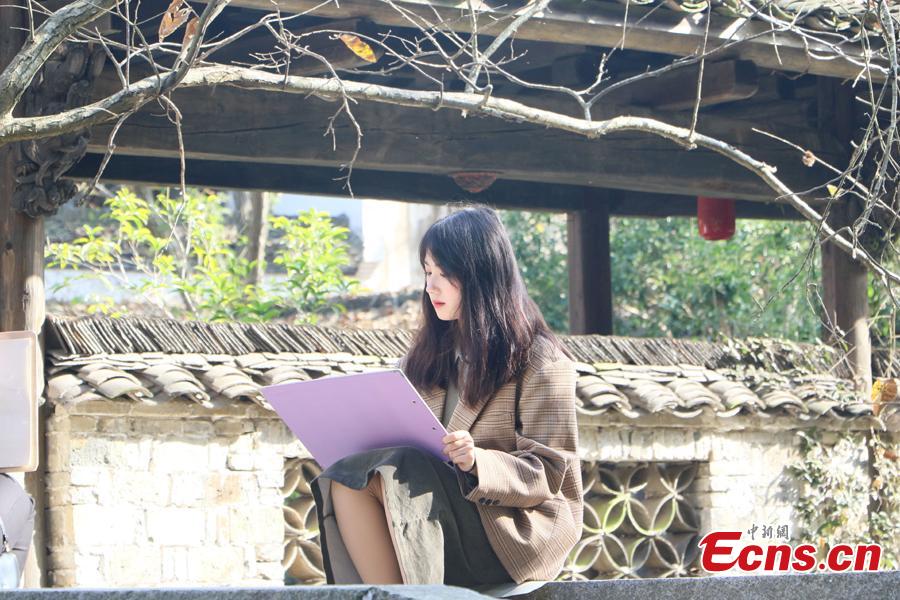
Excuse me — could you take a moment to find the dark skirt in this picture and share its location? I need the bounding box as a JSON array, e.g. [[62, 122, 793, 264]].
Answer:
[[311, 446, 512, 587]]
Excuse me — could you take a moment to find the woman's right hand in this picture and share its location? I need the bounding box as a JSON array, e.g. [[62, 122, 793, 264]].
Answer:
[[442, 430, 477, 473]]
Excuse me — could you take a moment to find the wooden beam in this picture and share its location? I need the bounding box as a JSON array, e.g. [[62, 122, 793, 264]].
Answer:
[[69, 153, 593, 209], [606, 60, 759, 111], [202, 0, 882, 81], [85, 75, 842, 202], [67, 153, 811, 220], [568, 200, 613, 335]]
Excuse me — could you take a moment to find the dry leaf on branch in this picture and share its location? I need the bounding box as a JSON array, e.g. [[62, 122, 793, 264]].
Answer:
[[801, 150, 816, 167], [339, 33, 378, 63], [159, 0, 191, 43], [872, 378, 897, 417], [183, 17, 200, 48]]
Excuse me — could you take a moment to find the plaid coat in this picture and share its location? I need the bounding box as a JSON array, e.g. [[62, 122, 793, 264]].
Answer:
[[412, 341, 583, 583]]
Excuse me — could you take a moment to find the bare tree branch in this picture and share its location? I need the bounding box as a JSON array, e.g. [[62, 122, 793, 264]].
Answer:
[[3, 60, 893, 288]]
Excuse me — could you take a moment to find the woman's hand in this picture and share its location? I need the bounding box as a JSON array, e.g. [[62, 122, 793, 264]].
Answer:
[[443, 430, 477, 473]]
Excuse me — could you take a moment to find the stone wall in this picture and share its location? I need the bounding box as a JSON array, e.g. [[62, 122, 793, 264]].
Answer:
[[42, 401, 871, 586], [580, 425, 803, 537], [580, 416, 870, 574], [45, 399, 303, 587]]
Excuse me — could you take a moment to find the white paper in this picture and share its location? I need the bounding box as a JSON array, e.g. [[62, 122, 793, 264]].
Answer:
[[0, 332, 38, 472]]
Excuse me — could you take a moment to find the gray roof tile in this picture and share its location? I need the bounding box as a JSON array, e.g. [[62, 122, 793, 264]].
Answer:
[[41, 315, 900, 425]]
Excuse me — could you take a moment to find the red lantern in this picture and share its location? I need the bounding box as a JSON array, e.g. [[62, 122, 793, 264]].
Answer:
[[697, 196, 736, 241]]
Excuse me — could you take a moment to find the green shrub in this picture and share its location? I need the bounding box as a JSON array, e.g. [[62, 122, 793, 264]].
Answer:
[[46, 188, 356, 323], [500, 210, 821, 341]]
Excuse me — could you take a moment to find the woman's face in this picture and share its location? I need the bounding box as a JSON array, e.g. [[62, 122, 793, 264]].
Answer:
[[424, 251, 462, 321]]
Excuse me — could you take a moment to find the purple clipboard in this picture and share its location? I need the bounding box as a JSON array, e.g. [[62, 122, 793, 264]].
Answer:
[[261, 369, 449, 469]]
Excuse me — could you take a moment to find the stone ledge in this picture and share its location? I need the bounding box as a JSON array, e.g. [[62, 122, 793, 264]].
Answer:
[[12, 573, 900, 599], [522, 571, 900, 600], [11, 585, 488, 600]]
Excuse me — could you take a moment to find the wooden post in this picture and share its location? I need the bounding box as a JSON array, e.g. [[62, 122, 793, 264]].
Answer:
[[821, 208, 872, 391], [567, 196, 613, 335], [817, 78, 871, 392], [1, 0, 47, 587]]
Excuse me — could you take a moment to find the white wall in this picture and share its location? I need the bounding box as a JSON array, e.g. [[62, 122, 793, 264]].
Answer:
[[359, 201, 450, 292]]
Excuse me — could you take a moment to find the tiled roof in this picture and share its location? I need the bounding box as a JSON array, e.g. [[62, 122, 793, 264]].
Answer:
[[44, 315, 897, 424]]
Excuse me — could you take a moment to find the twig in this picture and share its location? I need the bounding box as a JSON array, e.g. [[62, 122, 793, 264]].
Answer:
[[689, 2, 712, 141]]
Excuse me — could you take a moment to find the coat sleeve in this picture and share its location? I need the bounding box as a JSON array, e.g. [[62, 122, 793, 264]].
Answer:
[[456, 354, 578, 509]]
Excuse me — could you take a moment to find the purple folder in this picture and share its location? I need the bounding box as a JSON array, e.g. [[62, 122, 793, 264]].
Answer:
[[261, 369, 449, 469]]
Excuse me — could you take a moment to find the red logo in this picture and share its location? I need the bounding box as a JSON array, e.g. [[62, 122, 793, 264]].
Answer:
[[698, 531, 881, 573]]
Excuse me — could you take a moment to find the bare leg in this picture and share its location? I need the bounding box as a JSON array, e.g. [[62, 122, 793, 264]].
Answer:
[[331, 473, 403, 584]]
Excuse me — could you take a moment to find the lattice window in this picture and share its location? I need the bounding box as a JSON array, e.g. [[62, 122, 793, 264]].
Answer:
[[283, 458, 325, 585], [282, 458, 703, 584], [562, 461, 702, 580]]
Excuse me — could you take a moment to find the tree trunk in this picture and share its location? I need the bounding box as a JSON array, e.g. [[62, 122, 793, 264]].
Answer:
[[233, 190, 270, 286]]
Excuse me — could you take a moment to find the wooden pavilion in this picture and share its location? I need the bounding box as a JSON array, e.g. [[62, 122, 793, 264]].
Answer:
[[0, 0, 889, 587], [2, 0, 876, 358]]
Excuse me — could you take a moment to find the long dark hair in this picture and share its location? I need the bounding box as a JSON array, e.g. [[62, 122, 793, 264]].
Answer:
[[404, 205, 568, 410]]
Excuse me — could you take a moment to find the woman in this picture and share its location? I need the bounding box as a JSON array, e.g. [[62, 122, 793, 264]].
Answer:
[[311, 206, 583, 587]]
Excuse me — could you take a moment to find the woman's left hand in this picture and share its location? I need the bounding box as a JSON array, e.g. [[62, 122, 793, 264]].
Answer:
[[443, 430, 477, 473]]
